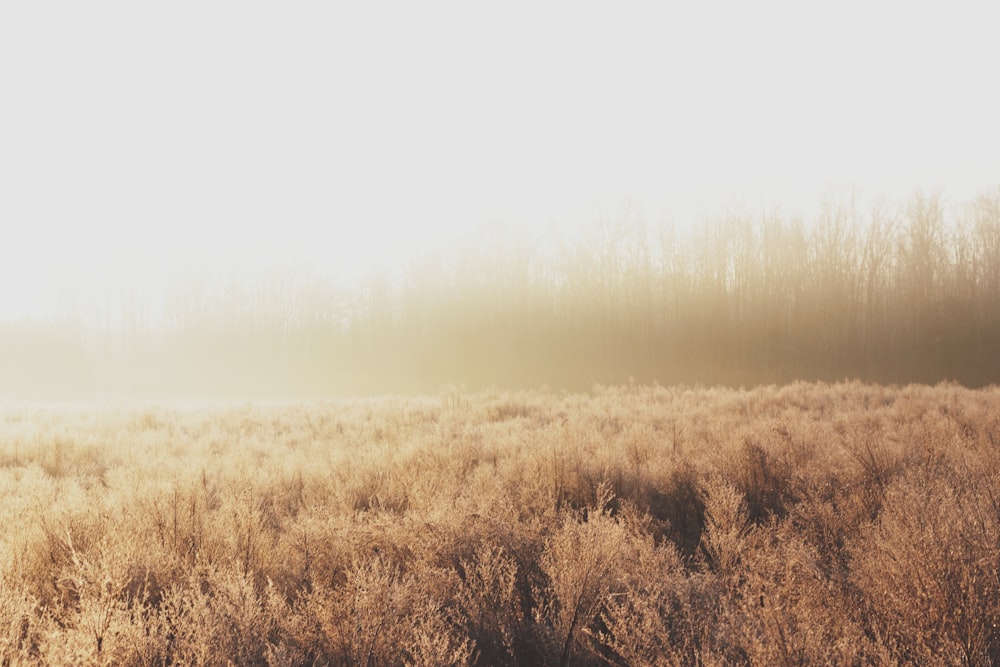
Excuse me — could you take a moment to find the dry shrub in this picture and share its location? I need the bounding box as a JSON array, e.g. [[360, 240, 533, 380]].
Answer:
[[220, 482, 283, 582], [785, 492, 867, 585], [699, 480, 877, 664], [0, 578, 39, 664], [406, 599, 477, 667], [57, 533, 146, 663], [646, 461, 706, 557], [14, 504, 110, 610], [532, 484, 635, 667], [840, 423, 902, 516], [428, 509, 545, 666], [725, 438, 793, 524], [455, 542, 524, 666], [153, 563, 276, 666], [347, 465, 410, 514], [483, 397, 546, 424], [138, 476, 224, 571], [851, 468, 1000, 665], [4, 383, 1000, 664], [24, 526, 178, 667], [699, 477, 751, 582], [594, 507, 721, 667], [597, 571, 723, 667], [724, 526, 876, 665], [301, 555, 472, 666]]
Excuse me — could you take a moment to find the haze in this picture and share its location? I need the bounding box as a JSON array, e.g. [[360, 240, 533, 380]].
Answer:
[[1, 2, 998, 395]]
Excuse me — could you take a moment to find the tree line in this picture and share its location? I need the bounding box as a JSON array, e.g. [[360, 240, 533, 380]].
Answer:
[[3, 188, 1000, 397]]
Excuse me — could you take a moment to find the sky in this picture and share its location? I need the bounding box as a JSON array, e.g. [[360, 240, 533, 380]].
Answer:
[[1, 1, 998, 321]]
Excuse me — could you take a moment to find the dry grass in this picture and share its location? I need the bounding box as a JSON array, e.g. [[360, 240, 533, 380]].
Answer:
[[2, 382, 1000, 665]]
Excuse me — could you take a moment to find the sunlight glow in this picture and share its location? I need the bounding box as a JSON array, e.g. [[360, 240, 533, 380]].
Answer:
[[1, 1, 998, 321]]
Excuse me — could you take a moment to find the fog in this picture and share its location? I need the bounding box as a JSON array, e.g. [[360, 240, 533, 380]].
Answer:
[[3, 4, 999, 396], [3, 189, 999, 397]]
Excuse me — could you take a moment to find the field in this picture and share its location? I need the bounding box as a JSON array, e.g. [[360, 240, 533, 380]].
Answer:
[[2, 381, 1000, 665]]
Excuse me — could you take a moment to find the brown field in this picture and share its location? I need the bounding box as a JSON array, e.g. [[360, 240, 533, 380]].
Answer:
[[2, 381, 1000, 665]]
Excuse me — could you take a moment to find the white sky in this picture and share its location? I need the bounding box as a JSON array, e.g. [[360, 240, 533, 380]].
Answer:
[[1, 1, 998, 320]]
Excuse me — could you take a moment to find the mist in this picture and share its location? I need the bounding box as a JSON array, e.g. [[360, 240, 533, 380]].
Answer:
[[2, 188, 999, 398]]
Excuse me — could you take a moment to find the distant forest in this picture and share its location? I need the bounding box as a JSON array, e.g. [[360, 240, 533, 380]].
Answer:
[[3, 188, 1000, 397]]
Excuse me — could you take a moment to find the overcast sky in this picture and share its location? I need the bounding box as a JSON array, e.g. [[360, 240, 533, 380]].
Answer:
[[1, 1, 998, 319]]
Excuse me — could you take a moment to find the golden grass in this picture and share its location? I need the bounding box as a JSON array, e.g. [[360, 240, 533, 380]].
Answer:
[[2, 382, 999, 665]]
